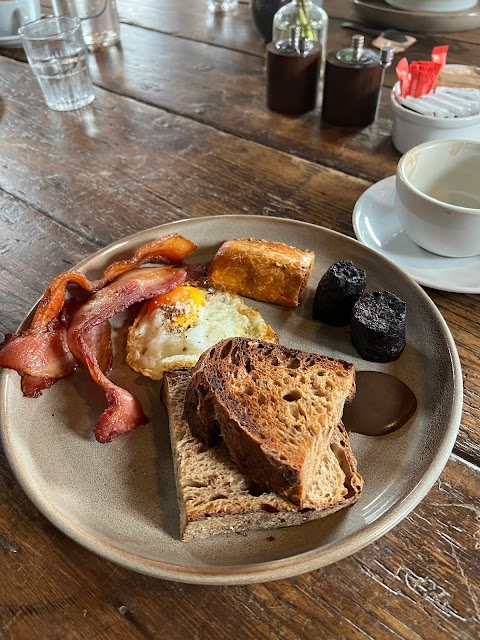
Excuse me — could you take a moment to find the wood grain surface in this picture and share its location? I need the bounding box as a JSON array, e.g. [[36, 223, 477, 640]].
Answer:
[[0, 1, 479, 638]]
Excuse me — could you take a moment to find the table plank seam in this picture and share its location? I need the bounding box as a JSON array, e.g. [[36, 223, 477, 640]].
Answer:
[[0, 186, 105, 249], [118, 19, 264, 60]]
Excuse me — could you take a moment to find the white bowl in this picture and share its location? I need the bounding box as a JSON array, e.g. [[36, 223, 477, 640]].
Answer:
[[395, 140, 480, 258], [384, 0, 477, 12], [390, 84, 480, 154], [0, 0, 40, 38]]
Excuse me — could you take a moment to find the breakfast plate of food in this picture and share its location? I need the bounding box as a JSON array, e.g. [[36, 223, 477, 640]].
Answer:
[[0, 215, 462, 584]]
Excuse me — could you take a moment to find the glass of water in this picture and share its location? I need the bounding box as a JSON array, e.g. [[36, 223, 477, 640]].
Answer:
[[19, 16, 95, 111], [208, 0, 239, 13]]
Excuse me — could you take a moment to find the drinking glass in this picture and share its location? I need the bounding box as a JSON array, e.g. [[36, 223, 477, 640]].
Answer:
[[53, 0, 120, 50], [19, 16, 95, 111], [208, 0, 239, 13]]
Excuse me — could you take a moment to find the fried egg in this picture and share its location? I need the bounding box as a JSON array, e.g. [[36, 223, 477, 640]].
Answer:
[[126, 285, 277, 380]]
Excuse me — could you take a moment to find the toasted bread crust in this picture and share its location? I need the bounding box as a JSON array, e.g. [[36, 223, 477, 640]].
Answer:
[[162, 368, 363, 541], [184, 338, 356, 507], [207, 238, 314, 308]]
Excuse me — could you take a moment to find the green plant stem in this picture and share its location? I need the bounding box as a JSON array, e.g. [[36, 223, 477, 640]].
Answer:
[[296, 0, 314, 41]]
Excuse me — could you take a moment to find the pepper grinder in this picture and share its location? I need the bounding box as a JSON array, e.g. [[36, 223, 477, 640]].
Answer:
[[322, 35, 394, 127], [266, 25, 321, 116]]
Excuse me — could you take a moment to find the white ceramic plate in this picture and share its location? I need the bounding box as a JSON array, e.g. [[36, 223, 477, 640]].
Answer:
[[353, 0, 480, 32], [353, 176, 480, 294], [0, 216, 463, 585]]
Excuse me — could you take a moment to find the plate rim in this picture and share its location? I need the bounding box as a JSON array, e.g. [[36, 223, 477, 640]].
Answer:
[[352, 0, 480, 32], [353, 0, 480, 18], [352, 176, 480, 295], [0, 214, 464, 585]]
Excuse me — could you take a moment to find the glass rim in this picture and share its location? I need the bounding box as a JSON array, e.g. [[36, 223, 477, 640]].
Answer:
[[18, 16, 81, 41]]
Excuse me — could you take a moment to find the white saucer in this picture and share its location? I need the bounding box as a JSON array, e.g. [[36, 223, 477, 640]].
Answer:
[[0, 34, 22, 48], [352, 176, 480, 294]]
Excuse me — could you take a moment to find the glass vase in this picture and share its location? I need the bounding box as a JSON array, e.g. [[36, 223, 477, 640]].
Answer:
[[273, 0, 328, 95], [273, 0, 327, 44]]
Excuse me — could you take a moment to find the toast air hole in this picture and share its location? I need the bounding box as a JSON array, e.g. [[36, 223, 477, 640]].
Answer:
[[261, 504, 280, 513], [186, 481, 209, 488], [289, 404, 300, 420], [230, 346, 241, 365], [283, 390, 302, 402], [287, 357, 301, 369], [246, 482, 266, 497], [220, 340, 233, 360]]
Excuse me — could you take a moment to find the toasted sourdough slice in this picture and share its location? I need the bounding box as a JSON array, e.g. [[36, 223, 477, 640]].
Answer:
[[184, 338, 356, 507], [161, 368, 363, 541]]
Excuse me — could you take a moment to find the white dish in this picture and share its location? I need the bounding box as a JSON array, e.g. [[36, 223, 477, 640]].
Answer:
[[385, 0, 477, 12], [390, 82, 480, 154], [0, 215, 463, 584], [353, 0, 480, 32], [0, 34, 22, 48], [0, 0, 40, 39], [353, 177, 480, 293]]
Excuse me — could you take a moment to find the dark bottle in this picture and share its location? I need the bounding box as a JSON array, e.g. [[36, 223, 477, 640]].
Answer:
[[251, 0, 286, 43], [322, 35, 393, 127], [266, 25, 321, 115]]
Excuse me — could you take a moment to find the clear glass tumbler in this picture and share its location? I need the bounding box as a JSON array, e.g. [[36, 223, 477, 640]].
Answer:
[[208, 0, 239, 13], [53, 0, 120, 50], [19, 16, 95, 111]]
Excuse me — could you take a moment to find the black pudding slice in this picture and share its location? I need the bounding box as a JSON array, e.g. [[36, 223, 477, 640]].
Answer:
[[351, 291, 406, 362], [313, 260, 367, 326]]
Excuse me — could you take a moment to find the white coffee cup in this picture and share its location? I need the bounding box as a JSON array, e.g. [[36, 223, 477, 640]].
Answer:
[[395, 140, 480, 258], [0, 0, 41, 38]]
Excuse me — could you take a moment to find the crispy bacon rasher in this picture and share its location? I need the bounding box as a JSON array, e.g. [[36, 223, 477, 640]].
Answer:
[[31, 234, 197, 327], [67, 267, 189, 443], [0, 234, 198, 442]]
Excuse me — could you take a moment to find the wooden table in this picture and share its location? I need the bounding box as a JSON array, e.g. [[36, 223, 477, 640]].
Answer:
[[0, 1, 479, 638]]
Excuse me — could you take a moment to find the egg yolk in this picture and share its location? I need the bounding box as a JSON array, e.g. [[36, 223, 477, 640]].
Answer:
[[145, 286, 206, 327]]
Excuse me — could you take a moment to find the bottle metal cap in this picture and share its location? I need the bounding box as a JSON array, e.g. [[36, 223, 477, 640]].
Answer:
[[276, 24, 315, 56]]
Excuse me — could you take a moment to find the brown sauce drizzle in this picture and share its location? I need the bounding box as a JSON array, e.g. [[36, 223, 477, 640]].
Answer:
[[343, 371, 417, 436]]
